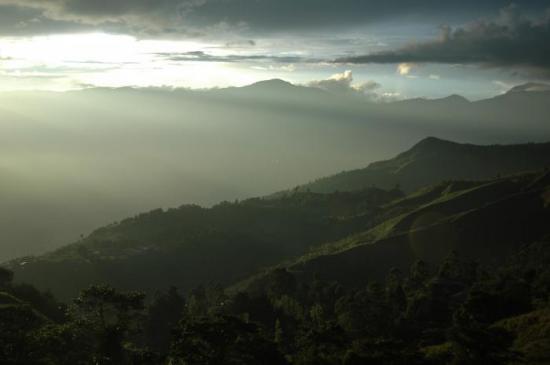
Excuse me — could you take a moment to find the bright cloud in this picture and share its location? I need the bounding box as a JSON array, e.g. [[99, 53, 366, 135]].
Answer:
[[397, 63, 413, 76], [307, 70, 396, 102], [0, 33, 277, 90]]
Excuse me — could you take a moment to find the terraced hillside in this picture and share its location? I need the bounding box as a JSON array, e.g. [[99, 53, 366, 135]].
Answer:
[[287, 170, 550, 287]]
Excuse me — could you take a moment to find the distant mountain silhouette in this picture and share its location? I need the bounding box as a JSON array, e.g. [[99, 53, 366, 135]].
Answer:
[[212, 78, 329, 103], [393, 94, 470, 108], [245, 79, 295, 90], [507, 82, 550, 93]]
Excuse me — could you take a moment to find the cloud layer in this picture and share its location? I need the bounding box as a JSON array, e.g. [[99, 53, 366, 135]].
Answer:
[[156, 51, 312, 64], [337, 5, 550, 74], [0, 0, 548, 37], [1, 1, 549, 91], [307, 70, 398, 102]]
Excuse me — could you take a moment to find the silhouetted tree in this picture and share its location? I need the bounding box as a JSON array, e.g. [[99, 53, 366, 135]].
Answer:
[[144, 286, 185, 353]]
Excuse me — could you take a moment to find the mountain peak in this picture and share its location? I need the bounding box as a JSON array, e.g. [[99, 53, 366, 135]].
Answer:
[[247, 79, 294, 89], [410, 136, 458, 151], [439, 94, 470, 103]]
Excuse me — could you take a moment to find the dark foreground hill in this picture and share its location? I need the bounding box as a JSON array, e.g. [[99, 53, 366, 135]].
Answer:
[[2, 170, 550, 364], [7, 188, 402, 301], [288, 137, 550, 194]]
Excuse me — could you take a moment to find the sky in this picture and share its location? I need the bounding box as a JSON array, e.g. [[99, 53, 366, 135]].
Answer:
[[0, 1, 549, 99]]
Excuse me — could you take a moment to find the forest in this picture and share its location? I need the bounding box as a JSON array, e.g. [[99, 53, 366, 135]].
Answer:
[[1, 237, 549, 364]]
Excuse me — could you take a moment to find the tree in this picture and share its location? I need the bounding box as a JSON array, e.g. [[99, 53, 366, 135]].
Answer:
[[144, 287, 185, 353], [71, 285, 145, 364], [405, 260, 431, 293], [267, 269, 297, 299], [170, 315, 287, 365], [0, 267, 14, 288], [0, 304, 44, 364], [448, 308, 519, 365], [386, 268, 407, 317], [29, 322, 96, 365], [294, 323, 348, 365]]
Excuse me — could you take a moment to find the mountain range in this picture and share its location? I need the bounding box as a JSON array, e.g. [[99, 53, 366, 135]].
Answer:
[[6, 137, 550, 301], [1, 80, 549, 262]]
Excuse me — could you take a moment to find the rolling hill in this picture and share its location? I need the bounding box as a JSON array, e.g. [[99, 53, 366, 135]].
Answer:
[[279, 169, 550, 288], [287, 137, 550, 194], [6, 188, 402, 301], [5, 137, 550, 301]]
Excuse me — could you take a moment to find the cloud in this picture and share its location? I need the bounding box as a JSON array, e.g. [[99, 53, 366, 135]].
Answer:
[[225, 39, 256, 48], [308, 70, 354, 93], [336, 5, 550, 74], [0, 0, 193, 23], [0, 0, 202, 36], [155, 51, 312, 64], [397, 63, 413, 75], [307, 70, 394, 102], [0, 0, 548, 37]]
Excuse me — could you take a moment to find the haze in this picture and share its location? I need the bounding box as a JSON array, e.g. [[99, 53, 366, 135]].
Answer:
[[1, 0, 550, 261]]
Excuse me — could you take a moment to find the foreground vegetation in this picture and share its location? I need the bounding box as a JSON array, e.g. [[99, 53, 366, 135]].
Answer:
[[1, 236, 549, 364]]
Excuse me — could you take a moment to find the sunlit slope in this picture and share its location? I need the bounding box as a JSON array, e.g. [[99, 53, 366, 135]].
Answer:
[[289, 170, 550, 286]]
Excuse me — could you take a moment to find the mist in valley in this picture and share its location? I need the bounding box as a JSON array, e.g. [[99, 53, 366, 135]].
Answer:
[[1, 81, 549, 261]]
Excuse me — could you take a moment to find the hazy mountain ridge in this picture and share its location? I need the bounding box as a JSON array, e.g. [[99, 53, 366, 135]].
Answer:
[[6, 137, 550, 301], [6, 188, 402, 300], [1, 80, 549, 261], [283, 137, 550, 194]]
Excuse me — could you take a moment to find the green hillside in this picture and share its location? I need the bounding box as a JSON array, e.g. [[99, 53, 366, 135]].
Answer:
[[6, 138, 550, 302], [7, 188, 402, 301], [285, 170, 550, 287]]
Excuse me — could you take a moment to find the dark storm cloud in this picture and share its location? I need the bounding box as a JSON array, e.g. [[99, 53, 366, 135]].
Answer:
[[156, 51, 312, 63], [0, 0, 198, 36], [177, 0, 549, 32], [0, 0, 548, 36], [0, 4, 98, 36], [337, 5, 550, 71], [224, 40, 256, 48], [0, 0, 195, 21]]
